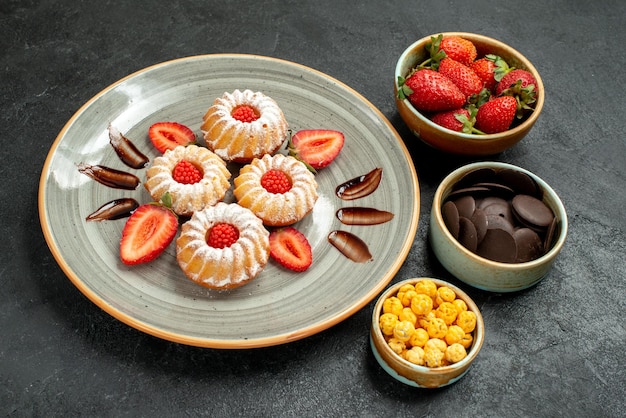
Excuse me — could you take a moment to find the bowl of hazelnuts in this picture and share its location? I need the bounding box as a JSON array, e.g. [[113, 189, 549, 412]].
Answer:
[[394, 32, 544, 156], [370, 277, 485, 388]]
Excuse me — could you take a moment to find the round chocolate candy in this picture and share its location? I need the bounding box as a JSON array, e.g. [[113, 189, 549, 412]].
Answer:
[[485, 214, 515, 235], [458, 217, 478, 252], [453, 195, 475, 219], [442, 200, 460, 239], [482, 200, 514, 223], [455, 167, 497, 189], [470, 208, 488, 244], [476, 196, 508, 210], [513, 228, 544, 263], [498, 168, 541, 198], [511, 194, 554, 229], [446, 186, 490, 201], [473, 182, 515, 197], [476, 228, 517, 263], [543, 217, 558, 255]]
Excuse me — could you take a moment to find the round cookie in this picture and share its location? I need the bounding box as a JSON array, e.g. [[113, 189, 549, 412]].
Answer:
[[234, 154, 318, 227], [201, 89, 288, 163], [144, 145, 231, 217], [176, 202, 270, 290]]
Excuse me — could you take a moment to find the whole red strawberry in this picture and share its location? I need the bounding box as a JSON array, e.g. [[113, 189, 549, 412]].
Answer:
[[398, 69, 466, 112], [439, 36, 478, 66], [475, 96, 517, 134], [438, 58, 483, 98], [431, 108, 471, 132], [496, 69, 538, 95], [470, 55, 510, 92]]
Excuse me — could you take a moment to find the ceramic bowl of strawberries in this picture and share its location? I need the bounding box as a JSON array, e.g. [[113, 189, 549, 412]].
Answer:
[[394, 32, 544, 156]]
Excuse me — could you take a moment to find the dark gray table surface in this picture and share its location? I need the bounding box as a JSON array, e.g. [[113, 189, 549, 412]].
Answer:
[[2, 0, 625, 416]]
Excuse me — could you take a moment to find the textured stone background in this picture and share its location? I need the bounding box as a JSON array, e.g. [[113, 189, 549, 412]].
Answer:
[[2, 0, 624, 416]]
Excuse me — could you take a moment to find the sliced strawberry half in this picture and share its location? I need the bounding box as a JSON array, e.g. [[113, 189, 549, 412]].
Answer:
[[269, 227, 313, 272], [287, 129, 345, 171], [119, 203, 178, 265], [148, 122, 196, 154]]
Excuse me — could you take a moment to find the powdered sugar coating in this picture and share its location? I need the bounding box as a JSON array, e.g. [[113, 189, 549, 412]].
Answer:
[[234, 154, 318, 226], [176, 202, 270, 289], [200, 89, 288, 163], [144, 145, 231, 217]]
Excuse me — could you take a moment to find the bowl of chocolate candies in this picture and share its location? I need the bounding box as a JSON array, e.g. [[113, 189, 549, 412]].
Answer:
[[394, 32, 544, 156], [429, 162, 568, 292], [370, 277, 485, 388]]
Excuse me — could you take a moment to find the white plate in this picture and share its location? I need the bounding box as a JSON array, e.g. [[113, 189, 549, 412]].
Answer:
[[39, 54, 419, 348]]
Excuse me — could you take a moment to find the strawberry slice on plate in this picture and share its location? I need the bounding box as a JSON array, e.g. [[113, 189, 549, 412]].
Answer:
[[148, 122, 196, 154], [288, 129, 344, 171], [269, 227, 313, 272], [119, 203, 178, 265]]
